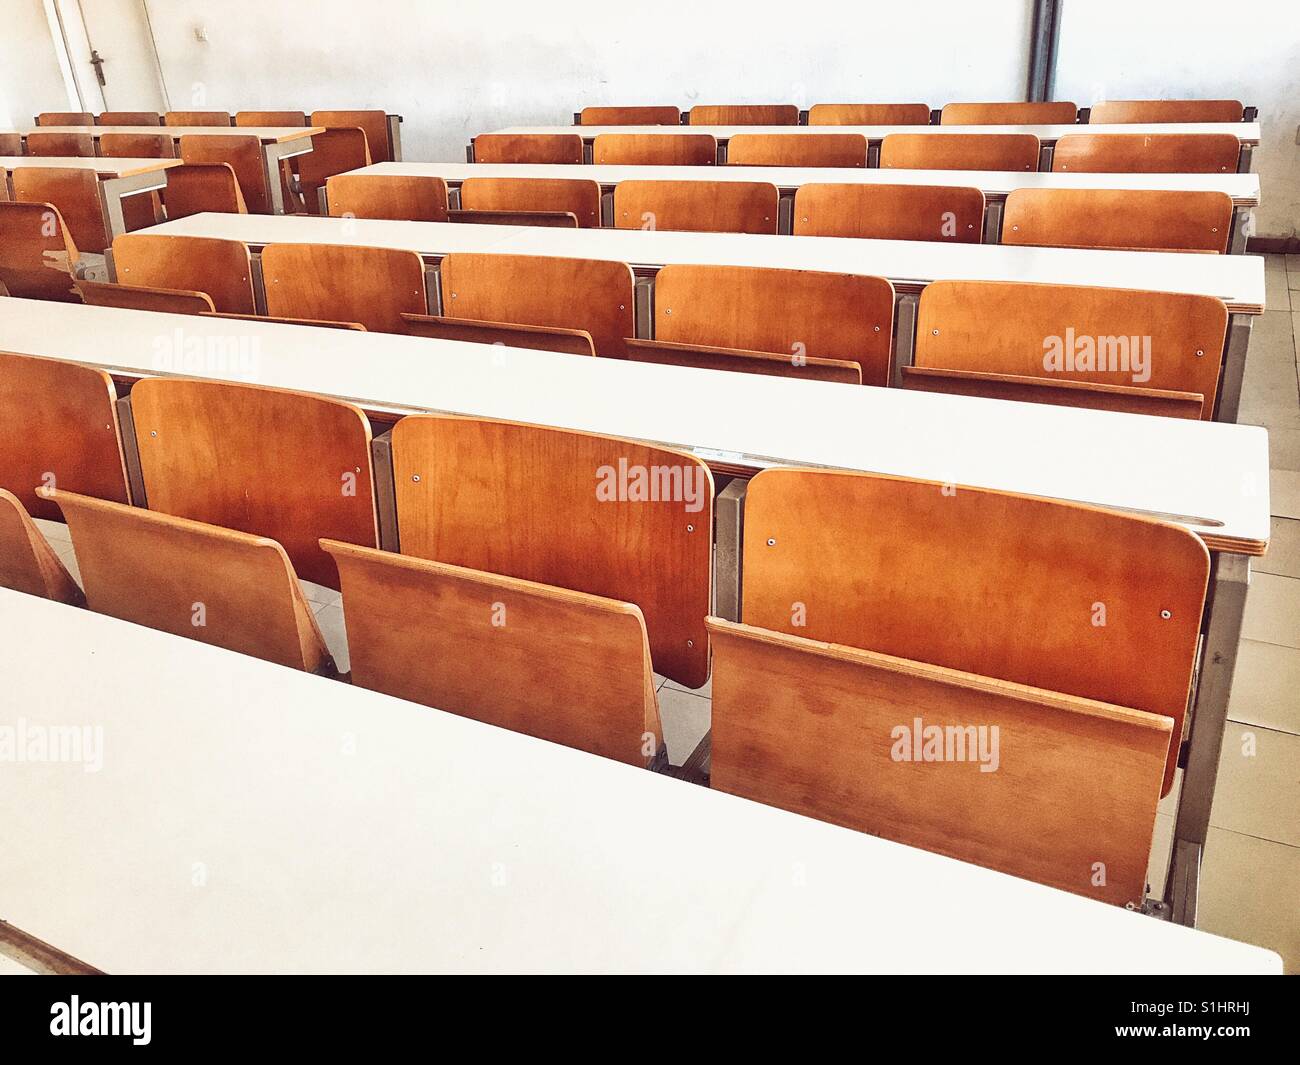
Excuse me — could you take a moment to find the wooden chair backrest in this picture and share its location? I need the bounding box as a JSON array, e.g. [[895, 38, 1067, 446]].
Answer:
[[941, 101, 1078, 124], [689, 105, 799, 125], [880, 132, 1040, 171], [914, 278, 1228, 417], [449, 208, 579, 228], [580, 106, 681, 125], [260, 242, 427, 334], [113, 233, 256, 314], [726, 133, 868, 168], [178, 134, 270, 213], [439, 252, 635, 357], [295, 128, 372, 194], [0, 351, 129, 520], [40, 487, 332, 672], [163, 162, 248, 218], [310, 110, 392, 161], [794, 182, 985, 242], [0, 488, 83, 605], [592, 133, 717, 166], [391, 414, 713, 688], [98, 111, 161, 126], [235, 111, 307, 127], [741, 467, 1210, 794], [164, 111, 232, 126], [613, 179, 778, 234], [1053, 133, 1241, 173], [1090, 100, 1245, 124], [458, 176, 601, 228], [707, 616, 1172, 906], [472, 133, 584, 164], [202, 312, 365, 330], [808, 103, 930, 125], [129, 377, 376, 589], [653, 263, 895, 385], [11, 167, 109, 253], [37, 112, 93, 126], [77, 279, 215, 315], [0, 200, 82, 301], [326, 173, 449, 222], [0, 133, 20, 155], [1002, 187, 1233, 253], [99, 132, 175, 158], [400, 313, 596, 355], [625, 338, 862, 384], [25, 132, 95, 157], [323, 541, 663, 765]]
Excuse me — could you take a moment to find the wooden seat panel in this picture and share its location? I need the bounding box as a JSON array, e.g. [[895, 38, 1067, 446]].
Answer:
[[459, 177, 600, 227], [311, 110, 392, 162], [580, 106, 681, 125], [626, 338, 862, 384], [37, 112, 94, 126], [400, 313, 596, 355], [794, 182, 984, 242], [941, 101, 1078, 124], [1052, 133, 1241, 173], [261, 242, 426, 334], [1090, 100, 1245, 124], [1002, 188, 1233, 253], [179, 134, 271, 214], [880, 133, 1040, 171], [613, 179, 778, 234], [808, 103, 930, 125], [164, 111, 232, 127], [77, 279, 215, 315], [473, 133, 584, 164], [689, 105, 799, 125], [26, 132, 94, 157], [113, 233, 256, 315], [0, 201, 82, 301], [326, 173, 449, 222], [726, 133, 868, 168], [98, 111, 162, 126], [163, 163, 248, 219], [297, 128, 372, 211], [592, 133, 717, 166], [0, 488, 83, 605], [11, 167, 109, 254]]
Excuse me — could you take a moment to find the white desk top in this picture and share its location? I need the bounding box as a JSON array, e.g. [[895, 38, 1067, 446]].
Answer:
[[0, 298, 1272, 554], [0, 156, 179, 178], [351, 160, 1261, 206], [0, 589, 1279, 974], [497, 122, 1262, 145], [7, 125, 320, 144], [142, 213, 1267, 313]]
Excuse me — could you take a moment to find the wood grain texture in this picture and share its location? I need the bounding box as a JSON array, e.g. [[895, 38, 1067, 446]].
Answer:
[[391, 413, 713, 688], [297, 129, 372, 208], [98, 111, 161, 126], [880, 133, 1040, 171], [41, 487, 332, 673], [440, 252, 635, 357], [11, 167, 108, 253], [1090, 100, 1245, 124], [726, 133, 868, 168], [449, 208, 578, 228], [25, 132, 94, 157], [740, 467, 1210, 794], [36, 112, 94, 126], [1002, 188, 1233, 253], [178, 134, 270, 214], [707, 616, 1171, 906], [113, 233, 256, 314], [0, 202, 81, 302], [473, 133, 584, 164], [580, 106, 681, 125], [326, 173, 449, 222], [323, 540, 663, 765], [261, 242, 427, 334], [164, 111, 232, 127], [1053, 134, 1241, 174], [653, 263, 895, 385], [0, 351, 128, 521], [459, 176, 601, 227], [689, 105, 799, 125], [0, 488, 83, 605], [235, 111, 307, 127], [914, 279, 1228, 418], [98, 132, 174, 157], [202, 312, 365, 330], [76, 279, 215, 315], [613, 179, 779, 234], [163, 163, 248, 219], [311, 110, 392, 161], [941, 101, 1078, 124], [794, 182, 984, 242], [0, 133, 20, 155], [626, 338, 862, 383], [592, 133, 717, 166], [808, 103, 930, 125], [129, 377, 377, 589], [400, 313, 596, 355]]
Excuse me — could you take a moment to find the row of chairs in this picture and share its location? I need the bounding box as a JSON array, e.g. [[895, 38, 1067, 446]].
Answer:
[[0, 350, 1207, 904], [474, 129, 1242, 173], [575, 99, 1248, 125]]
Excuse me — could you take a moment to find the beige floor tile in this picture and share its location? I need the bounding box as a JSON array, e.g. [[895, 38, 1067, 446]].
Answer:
[[1199, 828, 1300, 973], [299, 580, 341, 609], [664, 674, 712, 699], [1287, 254, 1300, 288], [1258, 516, 1300, 578], [1210, 722, 1300, 847], [1246, 310, 1297, 368], [313, 602, 350, 675], [1243, 572, 1300, 649], [656, 685, 711, 768], [32, 517, 69, 543], [653, 673, 668, 692], [1230, 639, 1300, 736], [48, 538, 82, 587], [1263, 255, 1291, 312], [1157, 766, 1183, 818], [1272, 469, 1300, 519], [1145, 812, 1174, 900], [1268, 427, 1300, 471]]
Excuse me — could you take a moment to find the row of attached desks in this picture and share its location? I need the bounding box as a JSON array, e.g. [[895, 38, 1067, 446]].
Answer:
[[0, 297, 1277, 964], [0, 156, 180, 240], [347, 160, 1262, 251], [133, 212, 1268, 422], [486, 121, 1263, 171]]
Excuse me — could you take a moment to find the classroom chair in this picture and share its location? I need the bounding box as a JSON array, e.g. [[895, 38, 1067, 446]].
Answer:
[[624, 338, 862, 384], [1090, 100, 1245, 124], [400, 313, 596, 355], [235, 111, 307, 126], [179, 134, 272, 213], [647, 263, 895, 385], [325, 173, 449, 222], [0, 351, 130, 521], [612, 179, 779, 234], [162, 162, 249, 219], [112, 233, 257, 314], [99, 131, 175, 157], [879, 133, 1040, 171], [902, 279, 1228, 419], [388, 413, 714, 688], [36, 111, 94, 126], [726, 133, 868, 168], [0, 201, 88, 301], [261, 242, 426, 333], [458, 176, 601, 227], [25, 131, 95, 157], [689, 105, 799, 125], [472, 133, 584, 164], [11, 167, 110, 254], [592, 133, 717, 166], [76, 279, 216, 315], [164, 111, 232, 126], [438, 252, 635, 357], [311, 111, 393, 163], [0, 488, 84, 606], [1052, 133, 1240, 173], [322, 541, 664, 766], [940, 101, 1078, 124], [127, 377, 377, 589], [793, 182, 985, 242], [1001, 188, 1233, 253], [579, 106, 681, 125], [808, 103, 931, 125], [296, 128, 371, 214], [41, 488, 335, 674], [98, 111, 161, 126]]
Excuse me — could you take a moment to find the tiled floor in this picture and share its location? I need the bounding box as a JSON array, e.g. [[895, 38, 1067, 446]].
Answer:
[[24, 255, 1299, 971]]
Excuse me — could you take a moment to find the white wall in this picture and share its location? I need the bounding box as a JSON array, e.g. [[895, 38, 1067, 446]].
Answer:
[[0, 0, 73, 127], [1055, 0, 1300, 240]]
